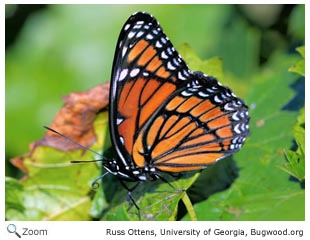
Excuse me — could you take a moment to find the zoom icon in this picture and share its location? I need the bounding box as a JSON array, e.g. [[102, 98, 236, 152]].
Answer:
[[7, 224, 22, 238]]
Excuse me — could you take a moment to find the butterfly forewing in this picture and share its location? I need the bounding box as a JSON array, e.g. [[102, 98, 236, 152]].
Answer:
[[110, 12, 191, 168]]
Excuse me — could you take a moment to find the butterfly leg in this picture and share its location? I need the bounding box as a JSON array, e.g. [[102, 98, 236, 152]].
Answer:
[[155, 173, 187, 198], [155, 173, 176, 190], [119, 180, 141, 219]]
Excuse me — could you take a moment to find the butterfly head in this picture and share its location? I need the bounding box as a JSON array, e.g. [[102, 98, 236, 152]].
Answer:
[[103, 158, 159, 182]]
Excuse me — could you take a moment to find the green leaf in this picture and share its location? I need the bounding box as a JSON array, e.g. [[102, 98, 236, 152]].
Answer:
[[296, 46, 305, 58], [179, 43, 224, 81], [5, 112, 109, 220], [101, 166, 201, 220], [183, 51, 304, 220], [280, 50, 305, 183], [289, 46, 305, 76], [279, 107, 305, 182], [5, 177, 25, 215]]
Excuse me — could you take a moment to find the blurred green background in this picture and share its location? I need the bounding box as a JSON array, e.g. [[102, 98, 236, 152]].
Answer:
[[6, 5, 303, 156], [5, 4, 304, 177], [5, 4, 305, 220]]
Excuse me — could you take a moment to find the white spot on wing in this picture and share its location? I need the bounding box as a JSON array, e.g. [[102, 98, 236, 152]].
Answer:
[[136, 31, 144, 38], [117, 118, 124, 125], [167, 47, 172, 55], [128, 31, 135, 39], [146, 34, 154, 40], [198, 91, 209, 97], [178, 71, 186, 80], [161, 37, 167, 44], [156, 41, 162, 48], [232, 112, 240, 121], [167, 61, 176, 70], [221, 93, 229, 100], [119, 69, 128, 81], [124, 24, 130, 31], [136, 20, 144, 25], [139, 175, 147, 181], [130, 68, 140, 77], [181, 90, 192, 97], [214, 95, 222, 103], [122, 46, 127, 57], [224, 103, 234, 111], [183, 69, 190, 77], [234, 124, 241, 134], [173, 58, 179, 66], [161, 51, 168, 59]]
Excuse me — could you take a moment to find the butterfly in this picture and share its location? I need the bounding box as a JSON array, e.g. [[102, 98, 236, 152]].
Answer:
[[105, 11, 249, 185]]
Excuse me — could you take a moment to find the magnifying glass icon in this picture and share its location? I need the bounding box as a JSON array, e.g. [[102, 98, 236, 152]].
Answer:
[[7, 224, 21, 238]]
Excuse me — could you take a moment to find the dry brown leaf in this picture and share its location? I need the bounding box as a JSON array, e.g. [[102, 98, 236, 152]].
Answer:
[[11, 82, 110, 176]]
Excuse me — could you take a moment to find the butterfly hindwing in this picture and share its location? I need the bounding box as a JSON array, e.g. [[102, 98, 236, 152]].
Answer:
[[136, 72, 249, 172]]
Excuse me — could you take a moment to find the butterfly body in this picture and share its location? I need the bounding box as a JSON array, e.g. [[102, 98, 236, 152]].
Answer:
[[104, 12, 249, 189]]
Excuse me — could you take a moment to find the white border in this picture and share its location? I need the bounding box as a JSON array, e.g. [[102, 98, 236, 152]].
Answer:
[[2, 1, 309, 240]]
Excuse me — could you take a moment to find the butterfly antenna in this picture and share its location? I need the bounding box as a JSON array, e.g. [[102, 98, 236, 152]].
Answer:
[[43, 126, 106, 161], [90, 171, 110, 190]]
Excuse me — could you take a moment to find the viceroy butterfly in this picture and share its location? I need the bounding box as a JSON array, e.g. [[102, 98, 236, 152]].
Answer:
[[106, 12, 249, 182], [47, 11, 250, 216]]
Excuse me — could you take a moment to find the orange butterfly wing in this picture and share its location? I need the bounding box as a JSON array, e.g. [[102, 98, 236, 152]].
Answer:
[[110, 12, 249, 173]]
